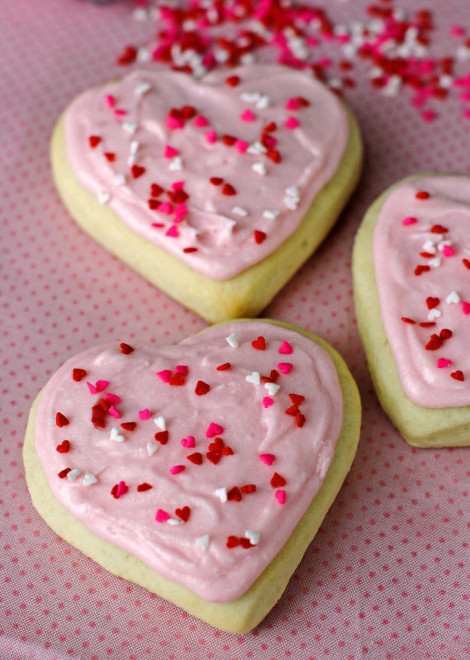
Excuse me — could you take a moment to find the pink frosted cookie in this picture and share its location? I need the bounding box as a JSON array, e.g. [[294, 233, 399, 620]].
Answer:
[[23, 320, 360, 632], [51, 65, 362, 322], [353, 174, 470, 447]]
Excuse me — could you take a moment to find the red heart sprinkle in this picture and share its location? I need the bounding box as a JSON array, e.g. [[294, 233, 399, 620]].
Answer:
[[216, 362, 231, 371], [206, 451, 221, 465], [451, 370, 464, 381], [175, 506, 191, 521], [182, 105, 196, 119], [104, 152, 115, 162], [222, 134, 236, 146], [56, 440, 70, 453], [195, 380, 210, 396], [431, 224, 448, 233], [131, 164, 146, 179], [425, 334, 443, 350], [72, 368, 87, 381], [56, 412, 69, 427], [155, 430, 169, 445], [252, 336, 266, 350], [169, 372, 186, 386], [296, 412, 305, 428], [58, 468, 71, 479], [241, 484, 257, 494], [227, 487, 242, 501], [463, 258, 470, 270], [419, 322, 436, 328], [270, 370, 280, 382], [222, 183, 237, 196], [271, 472, 287, 488], [137, 482, 153, 492], [415, 191, 430, 200], [426, 297, 440, 309], [289, 393, 305, 406], [148, 199, 160, 210], [116, 45, 137, 66], [266, 149, 282, 163], [119, 342, 134, 354], [254, 230, 267, 244], [225, 75, 241, 87], [296, 96, 310, 107], [222, 446, 234, 456], [401, 317, 416, 324], [89, 135, 101, 148], [285, 404, 299, 416], [414, 265, 431, 276], [440, 328, 452, 339], [239, 538, 254, 549], [150, 183, 164, 197], [120, 422, 136, 431], [210, 177, 224, 186], [183, 247, 198, 253], [187, 452, 203, 465], [226, 535, 240, 548]]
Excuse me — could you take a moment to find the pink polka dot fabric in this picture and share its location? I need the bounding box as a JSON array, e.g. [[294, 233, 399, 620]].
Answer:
[[1, 1, 470, 658]]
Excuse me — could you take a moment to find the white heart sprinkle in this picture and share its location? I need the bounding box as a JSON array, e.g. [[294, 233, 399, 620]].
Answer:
[[284, 196, 298, 210], [245, 371, 261, 385], [285, 186, 300, 198], [154, 416, 166, 431], [252, 162, 267, 176], [446, 290, 461, 304], [130, 140, 140, 155], [247, 141, 266, 155], [135, 81, 152, 95], [428, 308, 441, 321], [83, 472, 98, 486], [226, 332, 239, 348], [122, 121, 138, 135], [97, 190, 110, 205], [422, 240, 436, 254], [264, 382, 281, 396], [169, 156, 183, 171], [113, 174, 126, 187], [256, 94, 270, 109], [244, 530, 260, 545], [428, 256, 442, 268], [214, 487, 227, 503], [263, 209, 280, 220], [167, 518, 184, 526], [232, 206, 248, 217], [67, 468, 81, 482], [110, 427, 125, 443], [147, 442, 159, 457], [195, 534, 210, 551], [438, 240, 452, 251]]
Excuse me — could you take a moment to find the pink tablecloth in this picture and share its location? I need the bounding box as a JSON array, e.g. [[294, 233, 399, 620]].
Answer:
[[1, 1, 469, 658]]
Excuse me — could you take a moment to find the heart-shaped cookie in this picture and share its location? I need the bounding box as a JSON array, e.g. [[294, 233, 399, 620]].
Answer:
[[51, 65, 362, 322], [24, 320, 360, 632], [353, 174, 470, 447]]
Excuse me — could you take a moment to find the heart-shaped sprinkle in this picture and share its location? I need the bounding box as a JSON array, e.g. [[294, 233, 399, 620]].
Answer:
[[195, 380, 210, 396], [154, 415, 166, 430], [187, 452, 203, 465], [139, 409, 151, 420], [244, 530, 260, 545], [121, 421, 136, 432], [56, 412, 69, 427], [275, 490, 286, 505], [263, 397, 274, 408], [146, 442, 159, 457], [175, 506, 191, 522], [426, 296, 440, 310], [264, 382, 281, 396], [437, 358, 452, 368], [67, 468, 81, 482], [271, 472, 287, 488], [156, 509, 170, 523], [251, 336, 266, 351], [137, 483, 153, 492], [97, 190, 110, 205], [446, 290, 461, 304], [170, 465, 185, 475], [155, 430, 169, 445], [225, 333, 239, 348], [260, 453, 276, 465], [110, 427, 125, 443], [181, 435, 195, 448], [195, 535, 210, 551], [56, 440, 70, 454], [73, 368, 87, 382], [279, 340, 293, 355], [451, 370, 465, 381], [245, 371, 261, 385], [83, 472, 98, 486], [206, 422, 224, 438], [214, 487, 228, 503], [278, 362, 293, 374], [462, 301, 470, 315]]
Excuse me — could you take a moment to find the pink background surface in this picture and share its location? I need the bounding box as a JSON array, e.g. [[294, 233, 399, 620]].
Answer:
[[1, 1, 470, 658]]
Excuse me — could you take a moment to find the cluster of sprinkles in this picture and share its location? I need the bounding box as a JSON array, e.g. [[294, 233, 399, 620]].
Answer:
[[86, 70, 315, 253], [51, 330, 314, 557], [117, 0, 470, 123], [400, 188, 467, 383]]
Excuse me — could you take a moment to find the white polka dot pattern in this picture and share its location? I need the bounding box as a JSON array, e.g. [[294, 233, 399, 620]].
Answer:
[[1, 0, 470, 658]]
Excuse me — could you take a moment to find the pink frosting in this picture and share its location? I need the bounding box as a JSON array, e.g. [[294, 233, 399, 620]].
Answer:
[[64, 65, 349, 280], [373, 175, 470, 407], [34, 322, 343, 602]]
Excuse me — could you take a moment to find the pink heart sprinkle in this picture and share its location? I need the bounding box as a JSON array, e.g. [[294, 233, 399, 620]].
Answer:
[[180, 435, 195, 448], [164, 145, 179, 158], [462, 301, 470, 315], [106, 392, 121, 404], [156, 370, 171, 383], [278, 362, 293, 374], [95, 380, 109, 392], [240, 109, 255, 122], [105, 94, 115, 108], [194, 115, 209, 127], [235, 140, 248, 153], [263, 396, 274, 408], [116, 481, 128, 497], [86, 382, 97, 395], [286, 97, 299, 110], [167, 115, 184, 130], [165, 225, 179, 238], [156, 509, 170, 523], [108, 405, 121, 419], [260, 453, 276, 465], [139, 408, 151, 420], [206, 422, 224, 438], [437, 358, 452, 368], [159, 202, 173, 215], [402, 216, 418, 226], [279, 340, 293, 355], [285, 116, 300, 129], [275, 489, 286, 505], [175, 365, 188, 376], [443, 245, 455, 257], [170, 465, 185, 475], [205, 130, 217, 144], [172, 180, 185, 190]]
